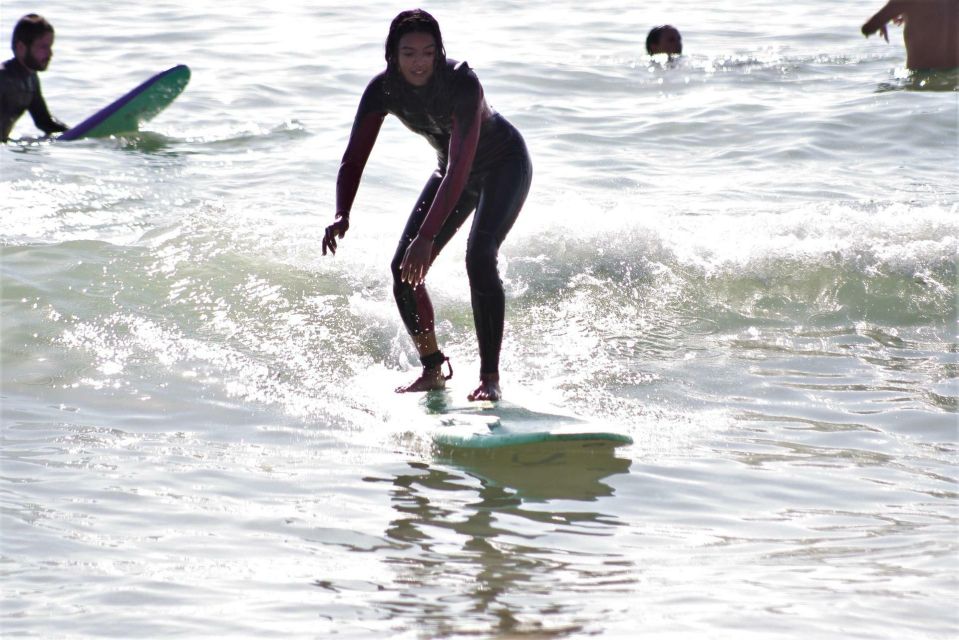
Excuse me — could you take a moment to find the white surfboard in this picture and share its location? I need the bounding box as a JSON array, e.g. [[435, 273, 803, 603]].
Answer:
[[428, 400, 633, 451], [384, 373, 635, 452]]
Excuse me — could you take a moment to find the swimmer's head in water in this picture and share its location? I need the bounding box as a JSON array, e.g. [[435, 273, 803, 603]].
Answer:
[[646, 25, 682, 56]]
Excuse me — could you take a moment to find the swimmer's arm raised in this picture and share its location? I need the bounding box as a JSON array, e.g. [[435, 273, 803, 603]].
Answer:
[[862, 0, 906, 41]]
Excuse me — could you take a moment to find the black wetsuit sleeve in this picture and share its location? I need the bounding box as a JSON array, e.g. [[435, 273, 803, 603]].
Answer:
[[28, 83, 67, 135], [335, 77, 388, 217], [417, 67, 484, 239]]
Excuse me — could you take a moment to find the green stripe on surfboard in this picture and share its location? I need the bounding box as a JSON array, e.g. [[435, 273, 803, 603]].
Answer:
[[432, 429, 633, 450]]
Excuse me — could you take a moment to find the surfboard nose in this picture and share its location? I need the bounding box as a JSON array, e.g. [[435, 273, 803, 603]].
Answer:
[[59, 64, 191, 141]]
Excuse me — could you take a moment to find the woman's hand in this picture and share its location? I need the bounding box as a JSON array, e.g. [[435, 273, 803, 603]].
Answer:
[[322, 214, 350, 255], [400, 234, 434, 285]]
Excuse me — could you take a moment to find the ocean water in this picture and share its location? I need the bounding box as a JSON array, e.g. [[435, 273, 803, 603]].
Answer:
[[1, 1, 957, 638]]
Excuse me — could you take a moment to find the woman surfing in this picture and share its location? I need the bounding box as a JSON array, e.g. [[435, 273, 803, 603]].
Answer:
[[322, 9, 533, 402]]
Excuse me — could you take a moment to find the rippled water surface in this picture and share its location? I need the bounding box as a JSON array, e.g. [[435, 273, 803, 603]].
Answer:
[[2, 1, 957, 638]]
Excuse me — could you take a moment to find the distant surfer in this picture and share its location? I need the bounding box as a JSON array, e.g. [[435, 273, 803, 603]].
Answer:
[[322, 9, 532, 402], [646, 25, 683, 58], [0, 14, 68, 142], [861, 0, 959, 70]]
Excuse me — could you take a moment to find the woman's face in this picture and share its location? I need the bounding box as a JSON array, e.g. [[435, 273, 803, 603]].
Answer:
[[397, 31, 437, 86]]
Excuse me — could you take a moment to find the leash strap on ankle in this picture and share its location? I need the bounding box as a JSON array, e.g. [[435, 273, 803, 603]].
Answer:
[[419, 350, 453, 380]]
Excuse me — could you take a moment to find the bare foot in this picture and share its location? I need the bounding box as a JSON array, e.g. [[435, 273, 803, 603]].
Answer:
[[395, 366, 447, 393], [467, 374, 501, 402]]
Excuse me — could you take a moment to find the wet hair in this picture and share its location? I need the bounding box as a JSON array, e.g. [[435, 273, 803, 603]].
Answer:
[[11, 14, 54, 53], [384, 9, 447, 81], [645, 24, 679, 55]]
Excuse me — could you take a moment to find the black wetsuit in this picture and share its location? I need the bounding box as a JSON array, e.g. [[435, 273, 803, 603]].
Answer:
[[336, 59, 532, 375], [0, 57, 68, 142]]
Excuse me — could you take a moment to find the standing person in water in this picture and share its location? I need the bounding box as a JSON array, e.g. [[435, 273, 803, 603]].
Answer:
[[0, 14, 68, 142], [861, 0, 958, 71], [322, 9, 533, 402]]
